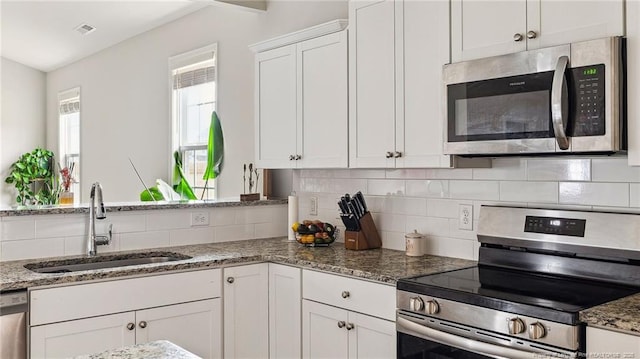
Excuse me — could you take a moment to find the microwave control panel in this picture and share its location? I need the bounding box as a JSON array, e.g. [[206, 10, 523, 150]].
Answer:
[[570, 64, 605, 137]]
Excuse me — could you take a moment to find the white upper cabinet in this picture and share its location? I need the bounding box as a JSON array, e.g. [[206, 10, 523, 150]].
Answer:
[[349, 0, 467, 168], [452, 0, 625, 62], [628, 0, 640, 166], [253, 21, 349, 169], [349, 0, 396, 168], [255, 45, 298, 168]]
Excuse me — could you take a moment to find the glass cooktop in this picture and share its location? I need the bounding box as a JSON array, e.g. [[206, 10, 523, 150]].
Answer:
[[397, 265, 640, 324]]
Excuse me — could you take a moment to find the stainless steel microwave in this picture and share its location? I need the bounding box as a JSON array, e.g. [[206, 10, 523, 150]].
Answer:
[[443, 37, 625, 156]]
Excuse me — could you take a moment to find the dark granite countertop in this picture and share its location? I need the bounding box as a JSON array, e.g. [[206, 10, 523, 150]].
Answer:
[[0, 198, 288, 217], [0, 237, 475, 291], [73, 340, 200, 359], [580, 293, 640, 336]]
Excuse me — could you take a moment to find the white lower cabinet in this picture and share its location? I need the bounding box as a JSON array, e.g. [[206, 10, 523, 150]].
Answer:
[[586, 327, 640, 356], [223, 263, 269, 358], [302, 300, 395, 359], [29, 269, 222, 359], [301, 269, 396, 359], [30, 299, 221, 359], [269, 263, 302, 359]]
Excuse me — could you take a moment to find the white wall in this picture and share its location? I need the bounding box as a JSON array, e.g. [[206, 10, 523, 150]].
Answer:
[[0, 58, 47, 207], [294, 157, 640, 260], [45, 1, 347, 203]]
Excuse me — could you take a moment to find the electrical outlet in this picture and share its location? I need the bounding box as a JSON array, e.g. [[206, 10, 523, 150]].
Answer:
[[310, 196, 318, 216], [190, 212, 209, 226], [458, 204, 473, 231]]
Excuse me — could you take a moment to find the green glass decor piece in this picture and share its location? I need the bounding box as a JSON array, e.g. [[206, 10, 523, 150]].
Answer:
[[173, 151, 197, 200], [201, 111, 225, 199]]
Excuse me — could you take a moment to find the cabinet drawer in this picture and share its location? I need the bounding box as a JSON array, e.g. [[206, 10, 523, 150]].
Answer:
[[30, 269, 221, 326], [302, 269, 395, 321]]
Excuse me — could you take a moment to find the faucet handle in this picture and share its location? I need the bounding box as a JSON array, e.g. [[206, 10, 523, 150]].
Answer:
[[95, 224, 113, 246]]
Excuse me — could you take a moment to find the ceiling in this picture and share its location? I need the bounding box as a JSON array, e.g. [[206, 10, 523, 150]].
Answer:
[[1, 1, 209, 72]]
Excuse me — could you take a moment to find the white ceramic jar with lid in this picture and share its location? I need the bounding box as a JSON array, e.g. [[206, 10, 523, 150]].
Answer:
[[405, 230, 424, 256]]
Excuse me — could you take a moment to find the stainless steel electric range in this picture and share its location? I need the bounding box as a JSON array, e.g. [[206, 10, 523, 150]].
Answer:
[[397, 205, 640, 359]]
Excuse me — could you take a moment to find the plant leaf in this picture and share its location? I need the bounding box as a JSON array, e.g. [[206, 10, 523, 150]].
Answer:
[[140, 186, 164, 201], [172, 151, 197, 200], [203, 111, 224, 180]]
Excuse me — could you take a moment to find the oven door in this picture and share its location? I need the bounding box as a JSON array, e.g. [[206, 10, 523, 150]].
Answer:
[[397, 313, 577, 359]]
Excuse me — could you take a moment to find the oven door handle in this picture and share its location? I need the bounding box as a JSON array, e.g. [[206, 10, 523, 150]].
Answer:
[[397, 316, 538, 359], [551, 55, 570, 151]]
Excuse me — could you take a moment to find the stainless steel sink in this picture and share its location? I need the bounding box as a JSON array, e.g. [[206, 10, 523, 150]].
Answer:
[[24, 252, 192, 274]]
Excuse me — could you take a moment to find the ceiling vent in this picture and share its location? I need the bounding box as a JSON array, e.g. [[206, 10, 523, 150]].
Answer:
[[75, 23, 96, 35]]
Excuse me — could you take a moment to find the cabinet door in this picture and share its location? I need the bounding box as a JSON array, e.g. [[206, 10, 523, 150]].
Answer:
[[347, 312, 396, 359], [269, 264, 302, 359], [451, 0, 527, 62], [628, 0, 640, 166], [302, 299, 349, 359], [298, 31, 349, 168], [586, 327, 640, 356], [136, 299, 222, 359], [349, 0, 396, 168], [223, 263, 269, 358], [30, 312, 135, 359], [528, 0, 624, 50], [397, 0, 452, 168], [255, 45, 297, 168]]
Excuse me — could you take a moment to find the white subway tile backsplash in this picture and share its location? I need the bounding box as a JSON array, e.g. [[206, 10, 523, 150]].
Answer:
[[367, 179, 405, 196], [378, 197, 427, 216], [119, 231, 170, 251], [1, 217, 35, 241], [373, 213, 406, 232], [631, 184, 640, 208], [380, 231, 405, 252], [500, 181, 558, 203], [145, 210, 190, 231], [1, 238, 65, 261], [215, 224, 255, 242], [448, 219, 477, 241], [449, 181, 500, 200], [350, 169, 386, 179], [236, 207, 272, 224], [405, 216, 449, 238], [211, 208, 236, 226], [169, 227, 215, 246], [427, 236, 475, 260], [424, 168, 473, 180], [406, 180, 449, 198], [427, 199, 471, 219], [473, 158, 526, 180], [255, 221, 288, 239], [36, 215, 86, 238], [331, 179, 368, 194], [592, 158, 640, 183], [386, 169, 426, 179], [559, 182, 629, 207], [298, 178, 332, 193], [527, 159, 591, 181], [106, 213, 146, 233]]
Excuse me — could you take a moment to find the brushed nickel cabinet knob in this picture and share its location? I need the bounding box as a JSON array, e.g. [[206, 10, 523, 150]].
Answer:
[[527, 30, 537, 39], [139, 321, 147, 329], [514, 33, 524, 42], [227, 277, 235, 284], [126, 323, 135, 331], [341, 291, 350, 298]]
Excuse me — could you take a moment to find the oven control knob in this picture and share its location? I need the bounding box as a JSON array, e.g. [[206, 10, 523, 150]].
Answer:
[[409, 297, 424, 311], [529, 322, 547, 339], [507, 318, 525, 334], [425, 300, 440, 315]]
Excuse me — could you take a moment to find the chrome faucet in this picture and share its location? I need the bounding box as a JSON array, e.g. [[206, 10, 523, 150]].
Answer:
[[88, 182, 112, 256]]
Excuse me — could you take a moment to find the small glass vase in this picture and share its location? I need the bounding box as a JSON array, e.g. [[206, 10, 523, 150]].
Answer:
[[59, 191, 74, 205]]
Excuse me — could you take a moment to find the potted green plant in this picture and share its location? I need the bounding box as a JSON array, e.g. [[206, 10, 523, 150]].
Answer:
[[4, 148, 61, 205]]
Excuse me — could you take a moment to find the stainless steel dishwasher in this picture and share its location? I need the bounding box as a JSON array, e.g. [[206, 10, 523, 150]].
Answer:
[[0, 290, 28, 359]]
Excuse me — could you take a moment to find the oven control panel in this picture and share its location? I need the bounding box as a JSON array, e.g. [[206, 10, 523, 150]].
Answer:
[[524, 216, 586, 237]]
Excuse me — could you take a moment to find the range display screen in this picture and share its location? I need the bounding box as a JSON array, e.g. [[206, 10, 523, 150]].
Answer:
[[524, 216, 586, 237]]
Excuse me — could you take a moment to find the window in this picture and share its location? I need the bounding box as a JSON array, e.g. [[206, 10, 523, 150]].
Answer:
[[58, 87, 81, 203], [170, 44, 218, 200]]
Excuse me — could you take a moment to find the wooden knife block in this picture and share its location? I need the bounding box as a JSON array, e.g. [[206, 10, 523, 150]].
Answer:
[[344, 212, 382, 250]]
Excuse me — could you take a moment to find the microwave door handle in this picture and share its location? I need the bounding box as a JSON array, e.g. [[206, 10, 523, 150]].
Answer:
[[551, 55, 570, 150]]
